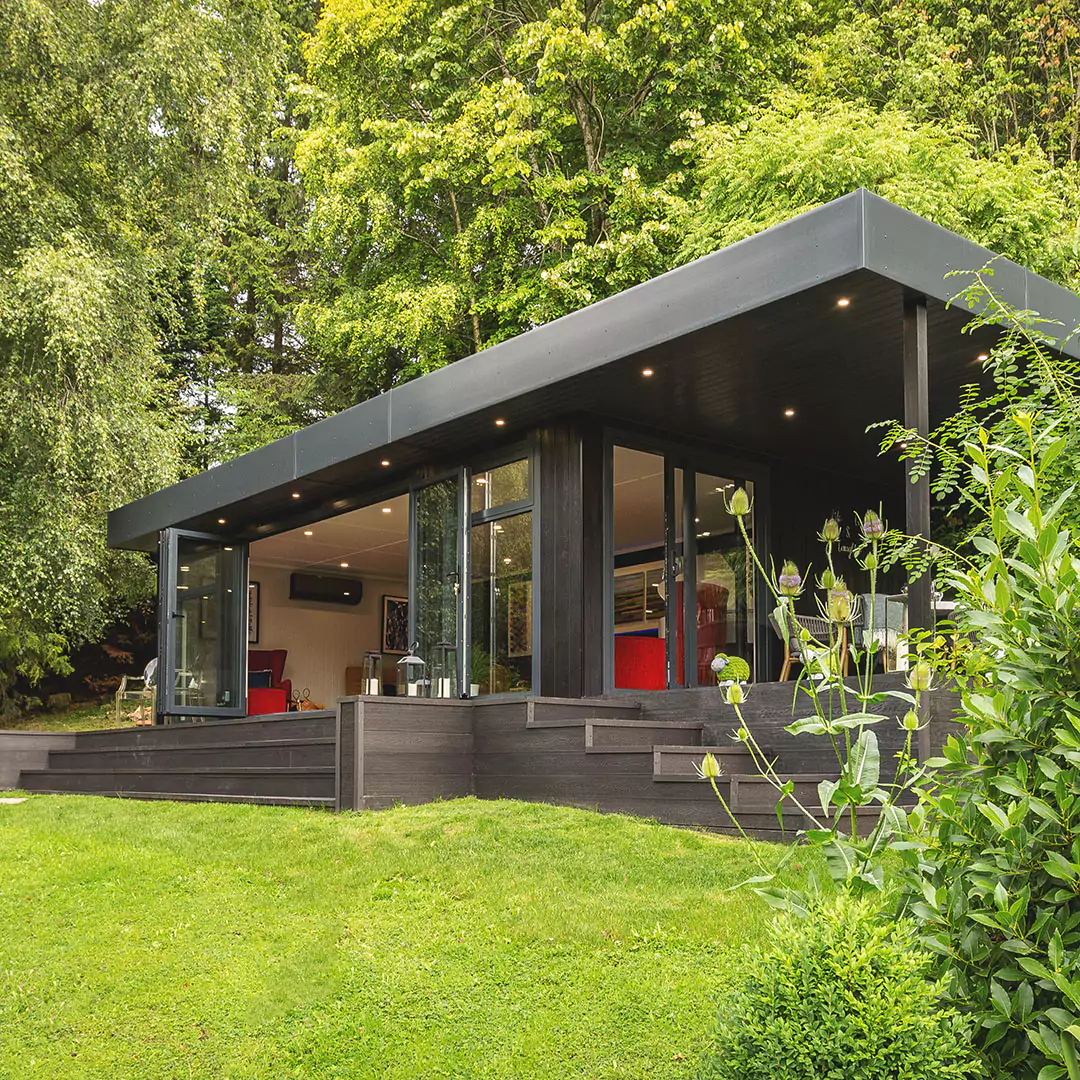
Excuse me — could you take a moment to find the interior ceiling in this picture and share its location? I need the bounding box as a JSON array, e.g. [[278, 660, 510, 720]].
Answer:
[[250, 494, 408, 579], [178, 268, 1002, 542], [612, 447, 741, 553]]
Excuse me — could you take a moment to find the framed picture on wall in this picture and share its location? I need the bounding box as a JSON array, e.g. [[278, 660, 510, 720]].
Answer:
[[382, 595, 409, 654], [248, 581, 260, 644]]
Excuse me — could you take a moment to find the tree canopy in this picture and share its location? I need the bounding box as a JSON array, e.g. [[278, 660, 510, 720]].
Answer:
[[2, 0, 1080, 694]]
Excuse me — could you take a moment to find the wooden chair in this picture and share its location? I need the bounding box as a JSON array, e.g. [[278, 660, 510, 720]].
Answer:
[[770, 612, 849, 682]]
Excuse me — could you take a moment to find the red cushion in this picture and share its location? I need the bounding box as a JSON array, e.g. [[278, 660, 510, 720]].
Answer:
[[247, 687, 288, 716], [249, 649, 287, 686], [614, 636, 666, 690]]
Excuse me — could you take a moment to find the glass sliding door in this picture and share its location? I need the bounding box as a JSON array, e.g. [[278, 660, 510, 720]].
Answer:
[[159, 529, 248, 718], [611, 448, 669, 690], [469, 458, 534, 695], [691, 474, 755, 684], [412, 474, 465, 698], [610, 445, 758, 691]]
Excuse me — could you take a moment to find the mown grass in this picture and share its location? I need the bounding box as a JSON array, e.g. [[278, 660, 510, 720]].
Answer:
[[0, 795, 815, 1079], [2, 699, 120, 732]]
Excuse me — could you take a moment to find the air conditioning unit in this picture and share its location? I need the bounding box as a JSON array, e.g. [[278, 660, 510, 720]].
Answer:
[[289, 573, 363, 606]]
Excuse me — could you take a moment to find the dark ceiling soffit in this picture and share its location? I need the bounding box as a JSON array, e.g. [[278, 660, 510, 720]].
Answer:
[[107, 189, 1080, 550]]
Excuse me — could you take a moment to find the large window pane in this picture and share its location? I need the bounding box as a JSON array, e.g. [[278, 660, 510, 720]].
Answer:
[[470, 512, 532, 695], [694, 474, 755, 683], [612, 447, 667, 690], [172, 537, 245, 710], [415, 477, 462, 698], [471, 459, 530, 514]]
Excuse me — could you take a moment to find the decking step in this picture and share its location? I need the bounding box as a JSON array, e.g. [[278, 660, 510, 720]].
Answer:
[[69, 712, 336, 751], [19, 766, 335, 801], [584, 719, 703, 753], [47, 738, 335, 771], [652, 744, 753, 781], [22, 790, 335, 809], [525, 698, 642, 727]]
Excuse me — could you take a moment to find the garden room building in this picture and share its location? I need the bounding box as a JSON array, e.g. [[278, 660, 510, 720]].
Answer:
[[105, 189, 1080, 725]]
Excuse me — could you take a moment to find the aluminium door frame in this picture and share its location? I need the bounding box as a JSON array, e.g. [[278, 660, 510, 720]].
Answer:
[[157, 527, 250, 720], [602, 427, 772, 693]]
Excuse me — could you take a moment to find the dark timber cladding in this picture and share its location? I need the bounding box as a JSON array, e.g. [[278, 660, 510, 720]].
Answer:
[[537, 424, 606, 698]]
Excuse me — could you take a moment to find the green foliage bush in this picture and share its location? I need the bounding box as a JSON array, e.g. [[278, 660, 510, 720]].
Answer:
[[699, 896, 982, 1080], [899, 412, 1080, 1079]]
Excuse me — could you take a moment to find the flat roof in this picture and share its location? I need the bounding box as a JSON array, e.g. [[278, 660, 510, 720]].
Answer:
[[109, 189, 1080, 550]]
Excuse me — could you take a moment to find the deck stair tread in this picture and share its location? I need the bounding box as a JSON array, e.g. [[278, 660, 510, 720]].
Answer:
[[21, 790, 335, 808], [583, 718, 703, 754], [21, 766, 333, 776], [55, 737, 334, 754], [652, 743, 754, 781]]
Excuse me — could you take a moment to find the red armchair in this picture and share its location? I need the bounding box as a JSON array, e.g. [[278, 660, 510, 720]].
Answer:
[[614, 583, 730, 690], [614, 635, 667, 690], [247, 649, 291, 716]]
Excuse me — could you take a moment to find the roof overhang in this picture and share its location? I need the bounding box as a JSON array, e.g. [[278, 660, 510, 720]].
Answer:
[[109, 189, 1080, 551]]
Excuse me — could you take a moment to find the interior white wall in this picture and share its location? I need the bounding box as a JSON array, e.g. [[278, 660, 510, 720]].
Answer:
[[250, 563, 408, 708]]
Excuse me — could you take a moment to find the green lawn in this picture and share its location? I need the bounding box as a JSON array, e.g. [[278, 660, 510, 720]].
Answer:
[[2, 698, 121, 732], [0, 795, 811, 1079]]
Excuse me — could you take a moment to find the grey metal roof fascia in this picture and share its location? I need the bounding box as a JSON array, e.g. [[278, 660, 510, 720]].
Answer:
[[376, 190, 866, 446], [108, 191, 867, 547], [860, 191, 1080, 358]]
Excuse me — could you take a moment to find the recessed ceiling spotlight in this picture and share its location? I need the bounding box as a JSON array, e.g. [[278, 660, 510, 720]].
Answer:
[[340, 562, 349, 568], [836, 297, 851, 308], [344, 591, 350, 596], [217, 518, 226, 524], [642, 367, 654, 377], [381, 507, 392, 514], [304, 530, 313, 537], [291, 492, 301, 499], [223, 546, 233, 552], [380, 459, 391, 467], [784, 408, 796, 418], [494, 418, 506, 427], [977, 353, 989, 362]]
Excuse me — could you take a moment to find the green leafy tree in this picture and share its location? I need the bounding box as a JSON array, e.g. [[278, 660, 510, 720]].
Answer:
[[168, 0, 327, 469], [0, 0, 281, 706], [296, 0, 822, 404], [799, 0, 1080, 165], [679, 93, 1080, 289]]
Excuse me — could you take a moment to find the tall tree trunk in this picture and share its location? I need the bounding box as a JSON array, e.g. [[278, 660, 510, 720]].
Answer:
[[568, 84, 607, 240], [448, 188, 482, 354]]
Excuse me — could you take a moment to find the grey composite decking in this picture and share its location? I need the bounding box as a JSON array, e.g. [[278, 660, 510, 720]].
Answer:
[[16, 688, 946, 839]]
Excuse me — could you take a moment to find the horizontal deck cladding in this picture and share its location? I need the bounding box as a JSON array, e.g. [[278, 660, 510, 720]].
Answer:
[[337, 697, 474, 810], [69, 712, 337, 749]]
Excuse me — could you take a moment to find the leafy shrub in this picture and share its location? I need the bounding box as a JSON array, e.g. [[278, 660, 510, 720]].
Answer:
[[899, 414, 1080, 1079], [699, 896, 982, 1080]]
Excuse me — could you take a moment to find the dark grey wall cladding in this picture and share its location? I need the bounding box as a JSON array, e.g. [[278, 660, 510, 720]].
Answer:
[[0, 732, 76, 789], [341, 698, 474, 810]]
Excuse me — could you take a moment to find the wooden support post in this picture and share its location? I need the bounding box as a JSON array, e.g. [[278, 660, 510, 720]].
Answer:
[[903, 295, 932, 761]]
